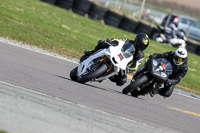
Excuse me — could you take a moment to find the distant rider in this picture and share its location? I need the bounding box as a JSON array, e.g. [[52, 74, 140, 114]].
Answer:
[[167, 23, 186, 48], [80, 33, 150, 86]]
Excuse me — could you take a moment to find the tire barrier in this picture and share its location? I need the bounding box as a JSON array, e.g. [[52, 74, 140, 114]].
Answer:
[[104, 10, 123, 27], [186, 41, 199, 54], [149, 27, 159, 39], [41, 0, 200, 56], [118, 17, 138, 33], [195, 45, 200, 56], [55, 0, 75, 10], [88, 3, 108, 20], [134, 22, 154, 36], [72, 0, 92, 16]]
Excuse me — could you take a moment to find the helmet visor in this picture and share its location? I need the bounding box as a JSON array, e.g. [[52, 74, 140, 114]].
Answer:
[[135, 42, 147, 51], [174, 55, 185, 64]]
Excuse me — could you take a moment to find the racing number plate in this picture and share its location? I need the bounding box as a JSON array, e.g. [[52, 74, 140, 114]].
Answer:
[[118, 53, 124, 60]]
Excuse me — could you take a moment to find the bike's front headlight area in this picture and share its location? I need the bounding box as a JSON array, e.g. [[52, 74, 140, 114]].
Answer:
[[161, 72, 167, 77], [153, 60, 158, 66]]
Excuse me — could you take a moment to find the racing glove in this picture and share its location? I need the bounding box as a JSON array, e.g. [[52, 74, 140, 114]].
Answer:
[[149, 54, 156, 59], [165, 79, 172, 86], [127, 68, 136, 73]]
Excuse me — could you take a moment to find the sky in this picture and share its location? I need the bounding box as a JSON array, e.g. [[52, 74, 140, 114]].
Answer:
[[161, 0, 200, 9]]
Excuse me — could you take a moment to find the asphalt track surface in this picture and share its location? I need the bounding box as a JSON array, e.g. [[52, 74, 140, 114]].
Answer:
[[0, 41, 200, 133]]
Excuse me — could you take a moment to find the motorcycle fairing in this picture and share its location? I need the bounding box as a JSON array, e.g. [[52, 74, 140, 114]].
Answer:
[[77, 44, 133, 78], [148, 59, 172, 83]]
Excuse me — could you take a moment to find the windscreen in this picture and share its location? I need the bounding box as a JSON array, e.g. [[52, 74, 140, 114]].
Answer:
[[156, 58, 173, 75], [121, 42, 135, 58]]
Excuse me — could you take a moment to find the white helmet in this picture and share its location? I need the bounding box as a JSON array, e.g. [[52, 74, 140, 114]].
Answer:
[[173, 48, 187, 65]]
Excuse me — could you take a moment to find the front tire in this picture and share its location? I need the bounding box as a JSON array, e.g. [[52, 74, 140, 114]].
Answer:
[[70, 67, 78, 81], [122, 75, 148, 94], [77, 64, 108, 84]]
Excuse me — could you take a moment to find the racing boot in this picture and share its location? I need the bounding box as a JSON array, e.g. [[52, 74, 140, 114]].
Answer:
[[149, 82, 163, 97]]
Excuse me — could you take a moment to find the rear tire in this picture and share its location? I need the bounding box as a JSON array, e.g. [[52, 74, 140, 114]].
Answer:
[[77, 64, 108, 84], [122, 75, 148, 94]]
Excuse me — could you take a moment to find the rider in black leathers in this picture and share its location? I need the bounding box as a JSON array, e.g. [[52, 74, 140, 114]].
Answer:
[[80, 33, 150, 86], [145, 48, 188, 97]]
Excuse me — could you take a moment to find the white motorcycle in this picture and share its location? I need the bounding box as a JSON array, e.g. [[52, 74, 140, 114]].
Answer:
[[70, 40, 134, 84]]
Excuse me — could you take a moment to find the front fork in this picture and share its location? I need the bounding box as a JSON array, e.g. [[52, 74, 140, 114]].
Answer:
[[99, 56, 114, 73], [131, 66, 146, 82]]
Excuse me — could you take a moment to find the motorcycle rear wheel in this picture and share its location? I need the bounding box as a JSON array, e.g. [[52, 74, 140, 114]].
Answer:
[[77, 64, 108, 84], [122, 75, 148, 94]]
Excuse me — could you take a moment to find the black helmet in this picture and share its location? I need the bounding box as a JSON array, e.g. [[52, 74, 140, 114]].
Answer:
[[134, 33, 149, 51]]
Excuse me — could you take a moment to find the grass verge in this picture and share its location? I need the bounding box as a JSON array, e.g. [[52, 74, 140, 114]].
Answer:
[[0, 130, 8, 133], [0, 0, 200, 95]]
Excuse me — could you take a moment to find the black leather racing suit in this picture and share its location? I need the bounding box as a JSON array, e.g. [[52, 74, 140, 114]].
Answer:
[[150, 51, 188, 97], [81, 38, 144, 86]]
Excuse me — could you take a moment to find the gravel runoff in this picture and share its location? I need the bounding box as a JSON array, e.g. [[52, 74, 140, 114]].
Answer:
[[0, 81, 176, 133]]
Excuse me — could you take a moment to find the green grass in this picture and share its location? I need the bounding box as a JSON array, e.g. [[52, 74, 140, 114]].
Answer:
[[0, 0, 200, 95], [0, 130, 8, 133]]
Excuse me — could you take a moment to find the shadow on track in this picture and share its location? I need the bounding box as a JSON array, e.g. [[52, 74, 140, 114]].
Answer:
[[55, 75, 145, 100], [55, 75, 122, 94]]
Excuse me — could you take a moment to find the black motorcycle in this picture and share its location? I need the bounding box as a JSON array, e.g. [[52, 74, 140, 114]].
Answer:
[[122, 58, 173, 97]]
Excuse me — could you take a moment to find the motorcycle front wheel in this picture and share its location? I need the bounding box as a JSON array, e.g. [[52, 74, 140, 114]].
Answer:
[[70, 67, 78, 81], [77, 64, 108, 84], [122, 75, 148, 94]]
